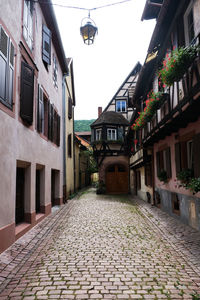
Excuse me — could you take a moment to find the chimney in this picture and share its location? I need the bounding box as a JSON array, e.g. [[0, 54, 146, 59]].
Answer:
[[98, 107, 102, 118]]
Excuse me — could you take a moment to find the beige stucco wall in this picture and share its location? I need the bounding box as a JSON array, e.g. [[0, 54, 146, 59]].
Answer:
[[74, 143, 80, 191], [0, 1, 64, 229]]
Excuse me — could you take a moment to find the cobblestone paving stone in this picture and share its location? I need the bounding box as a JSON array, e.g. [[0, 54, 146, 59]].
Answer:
[[0, 188, 200, 300]]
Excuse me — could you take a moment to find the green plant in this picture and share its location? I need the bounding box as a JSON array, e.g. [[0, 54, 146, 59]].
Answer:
[[159, 45, 199, 86], [187, 177, 200, 194], [158, 169, 168, 183], [191, 292, 200, 300], [131, 91, 165, 130], [177, 169, 194, 185]]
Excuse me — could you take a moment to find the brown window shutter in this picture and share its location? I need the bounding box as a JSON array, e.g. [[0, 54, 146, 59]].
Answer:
[[175, 143, 181, 175], [193, 133, 200, 177], [37, 85, 43, 132], [20, 61, 34, 124], [48, 101, 52, 140], [166, 147, 172, 178], [53, 110, 57, 144], [42, 24, 51, 65], [57, 115, 60, 146], [156, 151, 160, 176], [51, 105, 54, 141]]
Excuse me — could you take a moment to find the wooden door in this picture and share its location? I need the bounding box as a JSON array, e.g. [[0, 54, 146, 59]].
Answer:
[[16, 168, 25, 224], [106, 165, 128, 194]]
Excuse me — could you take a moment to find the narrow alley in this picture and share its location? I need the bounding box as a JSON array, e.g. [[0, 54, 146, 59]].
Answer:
[[0, 188, 200, 300]]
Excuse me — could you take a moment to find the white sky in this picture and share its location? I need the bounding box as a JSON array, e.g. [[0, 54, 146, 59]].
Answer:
[[52, 0, 156, 120]]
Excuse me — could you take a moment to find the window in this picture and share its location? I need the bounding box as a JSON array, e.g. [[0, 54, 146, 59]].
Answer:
[[145, 164, 152, 187], [116, 100, 126, 112], [118, 127, 124, 141], [96, 129, 101, 141], [23, 0, 33, 50], [42, 24, 51, 66], [37, 85, 48, 137], [184, 2, 195, 46], [37, 86, 60, 146], [53, 54, 58, 87], [107, 128, 117, 141], [187, 140, 193, 170], [68, 134, 72, 157], [156, 147, 172, 179], [20, 61, 34, 124], [175, 132, 200, 176], [0, 26, 14, 108], [68, 97, 72, 119]]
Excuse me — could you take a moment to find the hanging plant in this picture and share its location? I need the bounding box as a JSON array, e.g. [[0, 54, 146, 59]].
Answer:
[[159, 45, 199, 86], [131, 91, 164, 131]]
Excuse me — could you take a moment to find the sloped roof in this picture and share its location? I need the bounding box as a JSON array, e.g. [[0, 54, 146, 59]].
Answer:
[[103, 62, 142, 113], [91, 111, 130, 127], [141, 0, 163, 21], [75, 134, 90, 148]]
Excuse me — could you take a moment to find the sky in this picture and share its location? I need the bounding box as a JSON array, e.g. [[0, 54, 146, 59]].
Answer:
[[52, 0, 156, 120]]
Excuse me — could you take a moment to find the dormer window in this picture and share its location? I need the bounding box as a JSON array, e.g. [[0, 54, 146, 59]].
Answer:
[[23, 0, 33, 50], [107, 128, 117, 141], [116, 100, 126, 112]]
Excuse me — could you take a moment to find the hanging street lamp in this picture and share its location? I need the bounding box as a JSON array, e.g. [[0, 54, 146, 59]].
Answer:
[[80, 11, 98, 45]]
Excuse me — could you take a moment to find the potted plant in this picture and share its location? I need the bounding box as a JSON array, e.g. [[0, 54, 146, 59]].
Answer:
[[187, 177, 200, 194], [159, 45, 199, 86], [131, 91, 164, 130], [158, 169, 168, 183], [177, 169, 194, 186]]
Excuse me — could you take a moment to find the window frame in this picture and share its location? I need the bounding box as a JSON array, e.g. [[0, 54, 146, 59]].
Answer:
[[96, 129, 102, 141], [0, 25, 14, 109], [53, 54, 58, 87], [107, 128, 117, 141], [116, 100, 127, 113], [184, 2, 195, 46], [23, 0, 33, 50]]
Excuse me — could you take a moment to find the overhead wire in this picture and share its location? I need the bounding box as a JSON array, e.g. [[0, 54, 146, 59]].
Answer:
[[32, 0, 133, 11]]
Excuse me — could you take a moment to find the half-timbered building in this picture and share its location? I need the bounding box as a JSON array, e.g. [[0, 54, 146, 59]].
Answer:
[[91, 63, 142, 194], [129, 0, 200, 230]]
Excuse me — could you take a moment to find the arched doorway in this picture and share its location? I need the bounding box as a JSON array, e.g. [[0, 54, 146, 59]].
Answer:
[[106, 164, 128, 194]]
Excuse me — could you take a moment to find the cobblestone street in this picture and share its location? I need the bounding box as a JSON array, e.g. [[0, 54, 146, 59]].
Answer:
[[0, 188, 200, 300]]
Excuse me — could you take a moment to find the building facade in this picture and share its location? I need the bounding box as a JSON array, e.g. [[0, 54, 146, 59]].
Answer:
[[129, 0, 200, 230], [0, 0, 68, 253], [64, 58, 75, 200], [91, 63, 141, 194]]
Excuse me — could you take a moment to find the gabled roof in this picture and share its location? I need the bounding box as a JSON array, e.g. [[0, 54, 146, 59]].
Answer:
[[141, 0, 163, 21], [39, 0, 68, 74], [103, 62, 142, 113], [91, 111, 130, 128]]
